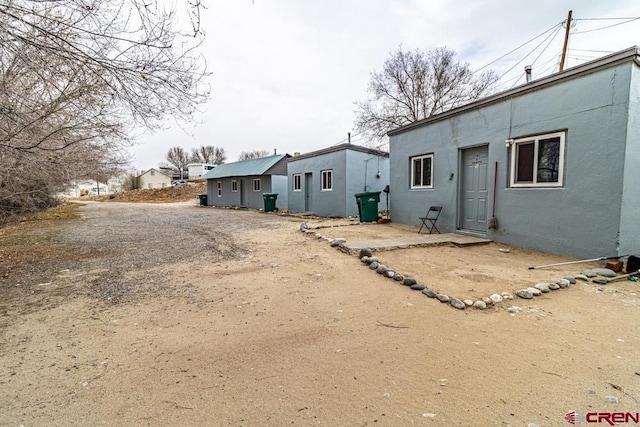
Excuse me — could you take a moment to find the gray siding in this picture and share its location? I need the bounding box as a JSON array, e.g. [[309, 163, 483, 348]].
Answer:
[[207, 175, 273, 210], [271, 175, 288, 210], [345, 150, 390, 217], [619, 63, 640, 257], [389, 61, 636, 258], [287, 148, 390, 217]]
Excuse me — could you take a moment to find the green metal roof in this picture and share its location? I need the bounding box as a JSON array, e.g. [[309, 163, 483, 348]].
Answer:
[[200, 154, 287, 179]]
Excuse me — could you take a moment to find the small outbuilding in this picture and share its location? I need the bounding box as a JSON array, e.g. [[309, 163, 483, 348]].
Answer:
[[287, 143, 390, 218], [201, 154, 290, 210]]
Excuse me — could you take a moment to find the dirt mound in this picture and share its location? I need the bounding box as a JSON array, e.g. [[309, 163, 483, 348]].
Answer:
[[87, 181, 206, 203]]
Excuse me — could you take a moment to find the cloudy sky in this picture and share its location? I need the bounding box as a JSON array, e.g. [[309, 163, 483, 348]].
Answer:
[[130, 0, 640, 170]]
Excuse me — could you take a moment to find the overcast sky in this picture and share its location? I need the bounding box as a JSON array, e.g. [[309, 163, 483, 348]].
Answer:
[[130, 0, 640, 170]]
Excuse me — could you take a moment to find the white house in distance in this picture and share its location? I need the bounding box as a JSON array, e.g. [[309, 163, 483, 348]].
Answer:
[[137, 168, 172, 189], [188, 163, 215, 180]]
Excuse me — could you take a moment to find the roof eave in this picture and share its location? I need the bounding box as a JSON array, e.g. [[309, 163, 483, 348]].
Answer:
[[388, 46, 640, 137]]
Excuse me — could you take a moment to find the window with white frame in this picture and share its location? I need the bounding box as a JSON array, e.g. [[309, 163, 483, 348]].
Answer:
[[253, 178, 261, 192], [510, 131, 565, 188], [410, 154, 433, 189], [217, 181, 222, 197], [292, 174, 301, 191], [232, 180, 238, 192], [321, 170, 333, 191]]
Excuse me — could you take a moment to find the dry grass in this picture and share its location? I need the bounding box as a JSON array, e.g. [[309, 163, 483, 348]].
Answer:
[[0, 203, 89, 280]]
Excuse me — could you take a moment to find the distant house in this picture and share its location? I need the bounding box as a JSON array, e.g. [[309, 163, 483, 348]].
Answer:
[[137, 168, 172, 189], [187, 163, 216, 180], [387, 46, 640, 259], [287, 144, 390, 217], [201, 154, 290, 210]]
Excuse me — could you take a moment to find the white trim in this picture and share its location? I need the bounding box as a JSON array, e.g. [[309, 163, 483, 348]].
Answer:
[[292, 174, 302, 191], [217, 181, 222, 197], [509, 131, 565, 188], [231, 180, 238, 192], [253, 178, 261, 192], [410, 154, 434, 189], [321, 169, 333, 191]]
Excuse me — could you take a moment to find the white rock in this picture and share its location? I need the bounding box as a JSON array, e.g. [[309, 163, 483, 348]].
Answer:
[[489, 293, 503, 303], [534, 283, 550, 293], [501, 292, 514, 300], [473, 300, 487, 309], [526, 287, 542, 296]]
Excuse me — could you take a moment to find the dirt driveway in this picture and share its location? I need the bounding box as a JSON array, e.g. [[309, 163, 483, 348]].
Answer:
[[1, 201, 638, 426]]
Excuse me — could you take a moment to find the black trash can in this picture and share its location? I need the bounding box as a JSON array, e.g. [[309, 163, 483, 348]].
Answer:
[[262, 193, 278, 212], [354, 191, 381, 222], [199, 194, 208, 206]]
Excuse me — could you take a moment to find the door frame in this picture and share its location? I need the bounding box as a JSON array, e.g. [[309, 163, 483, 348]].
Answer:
[[304, 172, 312, 212], [458, 144, 490, 234]]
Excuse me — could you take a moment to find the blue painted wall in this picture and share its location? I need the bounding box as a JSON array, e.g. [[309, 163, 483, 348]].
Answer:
[[619, 63, 640, 257], [287, 147, 390, 217], [207, 175, 274, 210], [389, 60, 638, 258]]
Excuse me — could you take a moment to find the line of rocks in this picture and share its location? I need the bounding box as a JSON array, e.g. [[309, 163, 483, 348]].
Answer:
[[299, 224, 617, 311]]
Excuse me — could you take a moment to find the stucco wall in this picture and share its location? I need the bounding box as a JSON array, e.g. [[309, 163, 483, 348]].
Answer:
[[271, 175, 288, 210], [287, 148, 390, 218], [389, 62, 634, 258], [345, 150, 390, 217], [619, 62, 640, 257], [287, 150, 348, 217], [207, 175, 273, 210]]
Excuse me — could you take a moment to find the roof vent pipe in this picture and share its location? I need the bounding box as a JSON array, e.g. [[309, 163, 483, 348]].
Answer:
[[525, 65, 532, 83]]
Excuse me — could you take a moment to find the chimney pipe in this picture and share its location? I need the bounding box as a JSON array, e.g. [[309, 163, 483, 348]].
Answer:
[[525, 65, 532, 83]]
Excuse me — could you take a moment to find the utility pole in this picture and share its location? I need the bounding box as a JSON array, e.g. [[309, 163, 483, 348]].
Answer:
[[559, 10, 572, 72]]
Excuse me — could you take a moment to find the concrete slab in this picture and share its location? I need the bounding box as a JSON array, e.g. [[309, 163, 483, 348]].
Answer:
[[343, 233, 491, 254]]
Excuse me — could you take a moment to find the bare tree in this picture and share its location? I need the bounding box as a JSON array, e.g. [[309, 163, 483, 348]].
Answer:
[[355, 46, 498, 142], [190, 145, 227, 165], [0, 0, 208, 224], [238, 150, 271, 161], [163, 146, 189, 179]]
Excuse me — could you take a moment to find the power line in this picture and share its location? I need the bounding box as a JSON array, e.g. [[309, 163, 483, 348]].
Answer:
[[572, 17, 640, 34], [474, 22, 563, 74], [574, 16, 640, 21], [569, 48, 615, 53], [496, 23, 563, 83]]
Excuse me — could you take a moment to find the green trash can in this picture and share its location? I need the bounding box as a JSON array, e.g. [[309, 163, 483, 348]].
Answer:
[[354, 191, 381, 222], [262, 193, 278, 212], [198, 194, 208, 206]]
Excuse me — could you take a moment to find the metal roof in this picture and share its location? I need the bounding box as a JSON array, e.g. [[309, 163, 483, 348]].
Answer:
[[200, 154, 287, 179], [388, 46, 640, 136], [288, 143, 389, 162]]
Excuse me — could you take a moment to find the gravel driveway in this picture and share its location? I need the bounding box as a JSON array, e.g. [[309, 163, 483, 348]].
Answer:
[[7, 202, 289, 309], [65, 202, 286, 267]]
